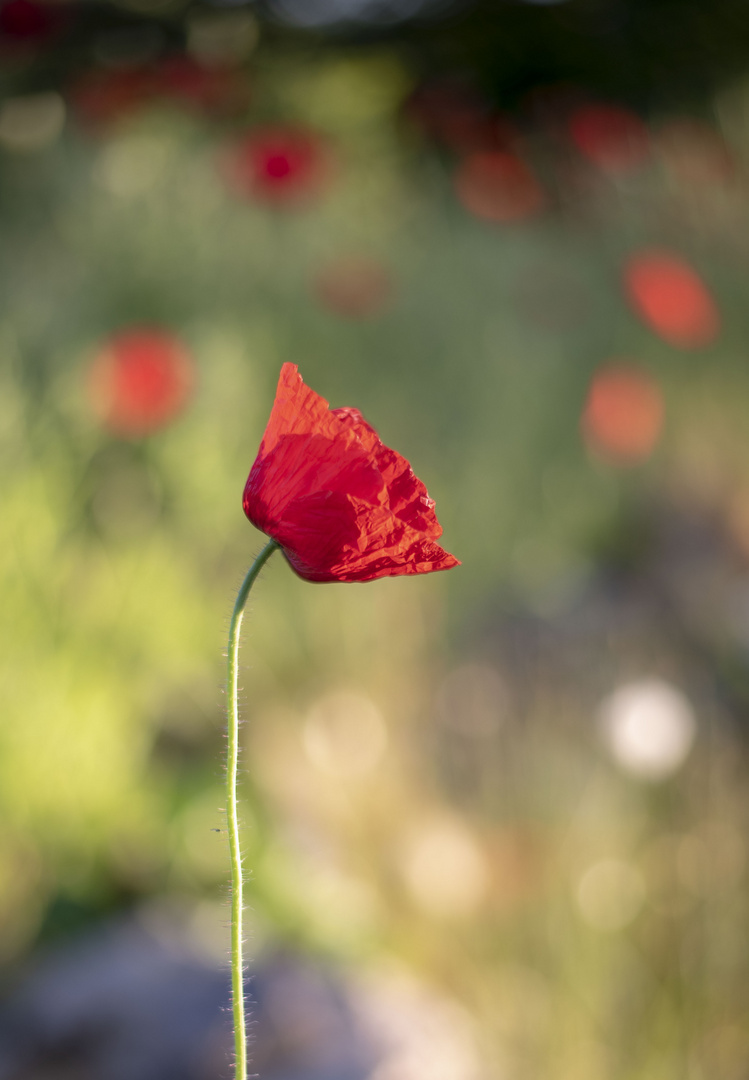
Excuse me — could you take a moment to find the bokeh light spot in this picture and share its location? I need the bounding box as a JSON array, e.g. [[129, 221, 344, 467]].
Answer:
[[302, 690, 387, 778], [93, 133, 176, 198], [599, 677, 697, 781], [400, 817, 488, 919], [582, 365, 663, 464], [569, 104, 649, 173], [352, 969, 482, 1080], [0, 93, 65, 153], [624, 250, 720, 348], [88, 329, 194, 438], [454, 150, 545, 222]]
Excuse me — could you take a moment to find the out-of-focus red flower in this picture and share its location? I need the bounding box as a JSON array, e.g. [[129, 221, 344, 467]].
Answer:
[[569, 104, 649, 173], [314, 257, 392, 320], [582, 365, 663, 463], [243, 364, 459, 583], [154, 55, 251, 115], [70, 67, 157, 129], [89, 329, 194, 437], [406, 78, 514, 153], [454, 150, 545, 222], [70, 53, 250, 130], [624, 250, 720, 348], [225, 127, 328, 206], [0, 0, 55, 41]]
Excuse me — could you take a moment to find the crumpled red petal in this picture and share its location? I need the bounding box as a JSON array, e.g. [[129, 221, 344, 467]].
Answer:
[[243, 364, 460, 583]]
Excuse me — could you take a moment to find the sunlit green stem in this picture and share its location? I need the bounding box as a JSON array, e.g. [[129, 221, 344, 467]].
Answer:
[[226, 538, 279, 1080]]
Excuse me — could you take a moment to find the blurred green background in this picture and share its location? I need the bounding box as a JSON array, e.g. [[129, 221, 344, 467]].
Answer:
[[2, 1, 749, 1077]]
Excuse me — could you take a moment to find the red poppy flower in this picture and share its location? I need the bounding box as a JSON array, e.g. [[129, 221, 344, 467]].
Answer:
[[71, 55, 250, 130], [154, 56, 251, 116], [70, 67, 157, 129], [569, 104, 649, 174], [582, 365, 663, 463], [0, 0, 56, 42], [623, 250, 719, 348], [89, 328, 194, 437], [243, 364, 459, 583], [225, 126, 328, 206], [454, 151, 545, 223], [406, 78, 514, 153]]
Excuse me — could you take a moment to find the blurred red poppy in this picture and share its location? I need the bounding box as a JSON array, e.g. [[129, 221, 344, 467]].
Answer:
[[454, 151, 545, 222], [155, 55, 251, 115], [569, 104, 649, 173], [406, 78, 514, 153], [314, 257, 392, 320], [0, 0, 56, 42], [582, 365, 663, 463], [89, 329, 194, 437], [71, 54, 251, 129], [226, 126, 328, 206], [70, 67, 156, 129], [243, 364, 459, 583], [624, 250, 719, 348]]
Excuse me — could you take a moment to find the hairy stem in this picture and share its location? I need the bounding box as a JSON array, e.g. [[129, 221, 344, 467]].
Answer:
[[226, 538, 279, 1080]]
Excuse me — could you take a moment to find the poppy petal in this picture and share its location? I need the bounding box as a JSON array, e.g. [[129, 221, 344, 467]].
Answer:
[[243, 364, 459, 583], [332, 407, 443, 539]]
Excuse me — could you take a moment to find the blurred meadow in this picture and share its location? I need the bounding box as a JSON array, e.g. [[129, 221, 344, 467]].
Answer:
[[2, 0, 749, 1077]]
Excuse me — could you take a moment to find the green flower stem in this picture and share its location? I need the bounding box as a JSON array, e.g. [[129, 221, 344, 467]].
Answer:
[[226, 537, 280, 1080]]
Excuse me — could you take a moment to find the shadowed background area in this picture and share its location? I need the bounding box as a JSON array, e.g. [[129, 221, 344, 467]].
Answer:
[[2, 1, 749, 1077]]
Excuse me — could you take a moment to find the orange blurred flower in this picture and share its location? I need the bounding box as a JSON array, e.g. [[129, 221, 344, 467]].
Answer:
[[454, 150, 545, 222], [582, 365, 664, 463], [624, 250, 720, 348]]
